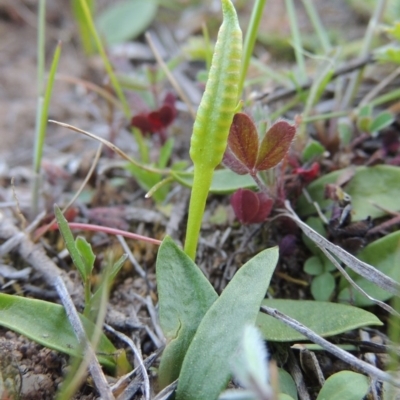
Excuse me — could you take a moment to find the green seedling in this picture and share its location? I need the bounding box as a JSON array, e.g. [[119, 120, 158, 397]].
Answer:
[[356, 104, 394, 136], [54, 205, 127, 319]]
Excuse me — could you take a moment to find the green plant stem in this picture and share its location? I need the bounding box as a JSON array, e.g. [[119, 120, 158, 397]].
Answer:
[[342, 0, 387, 108], [301, 0, 331, 54], [302, 110, 349, 123], [238, 0, 267, 96], [37, 0, 45, 95], [285, 0, 307, 83], [32, 42, 61, 215], [184, 168, 214, 260], [78, 0, 131, 118], [33, 42, 62, 174]]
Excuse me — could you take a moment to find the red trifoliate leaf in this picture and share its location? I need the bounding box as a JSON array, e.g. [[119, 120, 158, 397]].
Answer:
[[230, 189, 273, 225], [222, 146, 250, 175], [256, 120, 296, 171], [225, 113, 259, 173]]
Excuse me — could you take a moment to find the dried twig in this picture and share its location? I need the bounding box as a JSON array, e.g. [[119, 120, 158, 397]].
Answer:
[[55, 276, 114, 400], [105, 324, 150, 400], [283, 201, 400, 296], [256, 55, 374, 103], [260, 305, 400, 387]]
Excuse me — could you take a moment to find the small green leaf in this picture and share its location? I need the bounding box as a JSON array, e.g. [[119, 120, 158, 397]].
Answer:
[[338, 230, 400, 306], [297, 166, 400, 221], [89, 254, 127, 319], [256, 300, 382, 342], [96, 0, 158, 45], [304, 256, 324, 276], [173, 169, 257, 194], [338, 119, 353, 146], [55, 205, 87, 281], [311, 272, 335, 301], [302, 217, 327, 256], [75, 236, 95, 277], [369, 111, 394, 135], [316, 371, 369, 400], [302, 140, 325, 163], [278, 368, 298, 400], [176, 247, 279, 400], [0, 293, 119, 371], [156, 237, 218, 388]]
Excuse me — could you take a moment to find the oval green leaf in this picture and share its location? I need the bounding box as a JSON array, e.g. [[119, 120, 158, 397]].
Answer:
[[173, 169, 257, 194], [311, 272, 335, 301], [316, 371, 369, 400], [256, 299, 382, 342], [96, 0, 158, 45], [0, 293, 119, 371], [297, 165, 400, 221], [156, 237, 218, 388], [338, 230, 400, 306], [176, 247, 279, 400]]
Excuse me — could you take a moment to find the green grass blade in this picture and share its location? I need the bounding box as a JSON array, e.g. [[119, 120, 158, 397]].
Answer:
[[78, 0, 131, 118], [238, 0, 267, 96], [301, 0, 331, 54], [71, 0, 96, 54], [285, 0, 307, 83], [33, 41, 62, 173]]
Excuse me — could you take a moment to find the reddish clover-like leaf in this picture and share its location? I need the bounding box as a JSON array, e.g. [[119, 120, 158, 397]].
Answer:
[[131, 92, 177, 143], [225, 113, 259, 172], [256, 120, 296, 171], [223, 113, 296, 175], [230, 188, 274, 225]]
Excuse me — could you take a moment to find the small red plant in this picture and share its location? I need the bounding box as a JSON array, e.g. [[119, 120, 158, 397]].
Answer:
[[293, 161, 320, 183], [230, 189, 273, 224], [223, 113, 296, 176], [130, 93, 177, 143], [223, 113, 296, 224]]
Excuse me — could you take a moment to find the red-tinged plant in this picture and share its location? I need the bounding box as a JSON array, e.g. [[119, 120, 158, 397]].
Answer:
[[223, 113, 295, 224], [130, 93, 177, 143], [230, 188, 274, 224], [293, 161, 320, 183], [223, 113, 296, 177]]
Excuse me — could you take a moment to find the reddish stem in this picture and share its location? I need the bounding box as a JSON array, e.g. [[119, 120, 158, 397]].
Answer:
[[38, 222, 162, 246]]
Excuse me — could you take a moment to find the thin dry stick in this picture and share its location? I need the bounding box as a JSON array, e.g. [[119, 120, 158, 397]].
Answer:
[[145, 32, 196, 119], [260, 306, 400, 387], [256, 55, 374, 103], [56, 74, 123, 110], [359, 65, 400, 107], [116, 235, 147, 278], [49, 120, 168, 175], [283, 201, 400, 296], [0, 212, 75, 292], [319, 246, 400, 317], [34, 143, 103, 241], [54, 276, 114, 400], [105, 324, 150, 400]]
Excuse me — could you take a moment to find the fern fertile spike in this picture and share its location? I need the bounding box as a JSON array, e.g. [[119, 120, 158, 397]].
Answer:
[[189, 0, 242, 170]]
